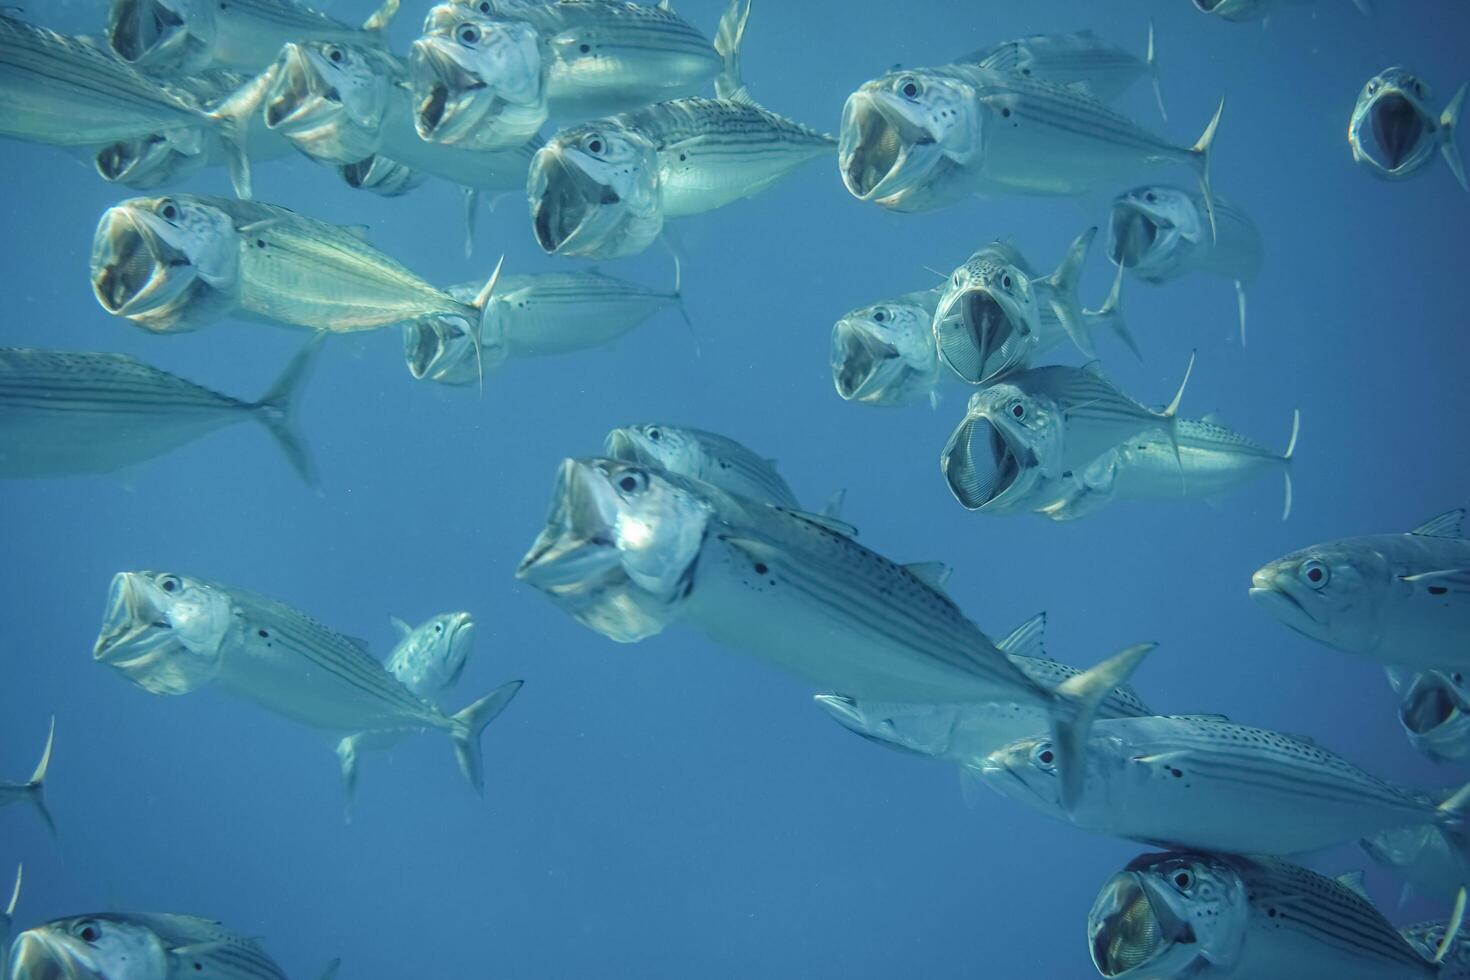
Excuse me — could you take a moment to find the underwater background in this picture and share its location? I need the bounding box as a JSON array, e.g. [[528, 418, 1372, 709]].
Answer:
[[3, 0, 1469, 975]]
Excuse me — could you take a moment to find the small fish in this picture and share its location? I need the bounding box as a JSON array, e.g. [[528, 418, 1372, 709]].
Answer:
[[1088, 851, 1437, 979], [1193, 0, 1373, 23], [940, 359, 1191, 512], [931, 228, 1134, 385], [405, 268, 685, 385], [0, 343, 317, 482], [982, 713, 1464, 855], [106, 0, 399, 77], [93, 571, 523, 794], [1108, 185, 1262, 343], [516, 455, 1156, 808], [1362, 787, 1470, 907], [839, 62, 1222, 222], [969, 25, 1166, 119], [604, 424, 801, 508], [0, 719, 53, 837], [831, 287, 946, 407], [1349, 67, 1466, 191], [339, 155, 429, 198], [9, 911, 296, 980], [1386, 666, 1470, 763], [1250, 509, 1470, 672]]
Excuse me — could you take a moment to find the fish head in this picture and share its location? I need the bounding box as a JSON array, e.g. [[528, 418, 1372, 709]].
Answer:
[[812, 696, 957, 757], [940, 386, 1056, 511], [1397, 669, 1470, 762], [1107, 186, 1202, 280], [603, 425, 705, 477], [977, 735, 1069, 812], [516, 458, 712, 641], [390, 611, 477, 694], [262, 42, 393, 164], [1360, 819, 1445, 876], [932, 244, 1041, 384], [341, 155, 430, 197], [106, 0, 216, 75], [90, 195, 240, 333], [830, 297, 940, 405], [1350, 68, 1439, 177], [528, 125, 663, 257], [1249, 542, 1390, 656], [94, 571, 232, 695], [839, 69, 980, 208], [94, 130, 211, 190], [10, 915, 170, 980], [1088, 852, 1250, 978], [410, 6, 547, 148], [401, 304, 507, 385]]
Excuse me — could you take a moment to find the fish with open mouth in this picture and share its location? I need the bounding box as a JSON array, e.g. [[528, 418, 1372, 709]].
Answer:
[[968, 25, 1166, 119], [839, 59, 1222, 220], [932, 228, 1133, 384], [1192, 0, 1372, 22], [404, 267, 685, 385], [516, 454, 1157, 809], [0, 718, 53, 837], [106, 0, 398, 77], [1087, 851, 1439, 979], [0, 13, 256, 197], [339, 154, 429, 198], [0, 340, 318, 483], [605, 424, 801, 509], [93, 571, 522, 795], [410, 0, 739, 150], [1109, 185, 1261, 345], [1349, 67, 1466, 191], [1362, 786, 1470, 908], [1250, 509, 1470, 672], [1386, 666, 1470, 763], [831, 286, 950, 408]]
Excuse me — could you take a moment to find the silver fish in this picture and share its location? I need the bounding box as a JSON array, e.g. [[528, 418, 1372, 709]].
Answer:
[[516, 455, 1155, 807], [1349, 67, 1467, 191], [1193, 0, 1372, 23], [93, 571, 523, 794], [339, 154, 429, 198], [932, 228, 1134, 385], [831, 286, 946, 407], [0, 343, 317, 482], [1251, 509, 1470, 672], [605, 424, 800, 509], [1386, 666, 1470, 764], [9, 911, 295, 980], [1362, 786, 1470, 907], [1089, 851, 1436, 979], [106, 0, 398, 77], [0, 719, 53, 837], [1402, 918, 1470, 978], [839, 62, 1221, 220], [968, 25, 1165, 119], [982, 713, 1462, 855]]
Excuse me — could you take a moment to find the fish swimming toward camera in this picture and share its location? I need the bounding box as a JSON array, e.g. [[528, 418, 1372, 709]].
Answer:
[[1250, 509, 1470, 672], [1087, 850, 1440, 979], [1361, 786, 1470, 907], [1349, 67, 1466, 191], [831, 286, 948, 407], [93, 571, 522, 794], [0, 719, 53, 837], [516, 453, 1156, 808], [1403, 918, 1470, 979], [605, 424, 801, 509], [411, 0, 741, 150], [1386, 666, 1470, 764], [1108, 185, 1262, 344], [0, 343, 317, 483], [968, 27, 1165, 119]]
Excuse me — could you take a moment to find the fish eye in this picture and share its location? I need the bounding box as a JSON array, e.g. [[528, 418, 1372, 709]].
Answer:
[[873, 309, 887, 322], [326, 45, 344, 64], [1172, 871, 1193, 891], [157, 199, 179, 221], [1300, 559, 1330, 589], [457, 23, 481, 45], [72, 920, 102, 944], [434, 623, 443, 634], [616, 469, 649, 495], [158, 574, 182, 594], [647, 427, 662, 441], [1030, 742, 1056, 771], [1144, 191, 1157, 204], [477, 0, 492, 11], [1009, 400, 1025, 420], [1454, 673, 1464, 685], [582, 132, 605, 156], [1001, 273, 1013, 290], [1367, 81, 1378, 95], [899, 76, 922, 100]]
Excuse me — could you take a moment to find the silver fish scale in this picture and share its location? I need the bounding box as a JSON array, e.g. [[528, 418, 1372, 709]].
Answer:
[[0, 349, 242, 412], [623, 98, 833, 151], [1171, 419, 1279, 458], [967, 67, 1181, 156], [220, 0, 356, 32], [87, 913, 287, 979]]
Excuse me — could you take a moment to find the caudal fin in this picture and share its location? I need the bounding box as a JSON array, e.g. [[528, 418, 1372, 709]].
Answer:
[[1049, 643, 1157, 810], [1191, 98, 1225, 241], [1146, 22, 1167, 122], [714, 0, 753, 103], [1045, 226, 1097, 357], [450, 680, 524, 795], [1163, 350, 1197, 492], [466, 256, 507, 395], [1436, 887, 1467, 964], [254, 335, 324, 487], [1441, 82, 1467, 192], [1281, 409, 1300, 521]]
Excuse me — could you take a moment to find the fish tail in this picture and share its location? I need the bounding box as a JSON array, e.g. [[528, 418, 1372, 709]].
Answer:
[[335, 735, 362, 815], [1280, 409, 1300, 521], [714, 0, 753, 102], [1048, 643, 1157, 810], [1234, 279, 1248, 347], [1, 864, 20, 965], [1440, 82, 1467, 192], [1191, 98, 1225, 242], [1146, 21, 1167, 122], [253, 335, 325, 487], [449, 680, 523, 795], [362, 0, 400, 34], [1437, 780, 1470, 830], [467, 256, 507, 395], [1099, 258, 1141, 360], [24, 718, 55, 840], [206, 72, 274, 200], [1437, 887, 1467, 964], [1163, 350, 1197, 493], [1045, 226, 1097, 358]]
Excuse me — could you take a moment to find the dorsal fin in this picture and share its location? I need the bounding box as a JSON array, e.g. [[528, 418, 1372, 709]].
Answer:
[[902, 562, 952, 590], [1335, 871, 1370, 901], [362, 0, 400, 34], [996, 613, 1046, 660], [1411, 509, 1465, 538]]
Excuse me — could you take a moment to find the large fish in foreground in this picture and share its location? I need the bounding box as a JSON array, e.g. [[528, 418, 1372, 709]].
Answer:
[[605, 424, 801, 509], [831, 287, 947, 407], [839, 59, 1222, 219], [1386, 666, 1470, 764], [1088, 850, 1439, 979], [1250, 509, 1470, 672], [1349, 67, 1466, 191], [0, 343, 317, 483], [516, 455, 1155, 807], [94, 571, 523, 794], [0, 719, 53, 837]]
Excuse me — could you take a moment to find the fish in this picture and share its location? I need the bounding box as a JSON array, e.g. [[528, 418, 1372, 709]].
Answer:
[[1402, 917, 1470, 978], [0, 13, 255, 196], [968, 25, 1166, 119], [838, 61, 1222, 223], [1349, 67, 1466, 191], [939, 358, 1192, 513], [410, 0, 736, 150], [1250, 509, 1470, 672], [831, 287, 946, 407], [106, 0, 399, 77], [404, 267, 684, 384], [515, 454, 1156, 808], [604, 424, 801, 509], [931, 228, 1134, 385], [1088, 850, 1438, 979], [338, 154, 429, 198], [0, 342, 317, 483], [1108, 185, 1262, 344], [529, 3, 834, 258], [1361, 786, 1470, 907], [980, 713, 1465, 855], [0, 719, 53, 837], [93, 571, 523, 794], [1193, 0, 1373, 23], [1386, 666, 1470, 763]]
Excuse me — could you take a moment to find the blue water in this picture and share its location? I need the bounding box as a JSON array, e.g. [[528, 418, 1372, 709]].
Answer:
[[3, 1, 1470, 976]]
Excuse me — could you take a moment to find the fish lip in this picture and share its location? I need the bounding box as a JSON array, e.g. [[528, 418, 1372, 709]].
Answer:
[[831, 319, 900, 400], [528, 147, 608, 254], [1089, 873, 1195, 978], [93, 572, 165, 664], [839, 90, 938, 202], [941, 412, 1034, 511], [1248, 568, 1322, 628], [91, 207, 190, 317]]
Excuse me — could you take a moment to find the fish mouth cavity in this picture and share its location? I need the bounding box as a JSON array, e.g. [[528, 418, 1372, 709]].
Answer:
[[107, 0, 187, 66], [263, 46, 342, 133], [840, 92, 936, 200], [832, 319, 900, 400], [1369, 91, 1427, 171], [9, 930, 93, 980], [935, 288, 1019, 385], [93, 572, 168, 664], [530, 151, 617, 254], [1401, 675, 1463, 735], [1090, 875, 1195, 978], [410, 41, 493, 142], [941, 413, 1032, 510], [1108, 205, 1162, 269], [516, 460, 625, 590], [92, 209, 188, 316]]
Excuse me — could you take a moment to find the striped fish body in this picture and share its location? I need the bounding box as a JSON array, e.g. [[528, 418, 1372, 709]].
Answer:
[[9, 912, 287, 980], [1012, 364, 1173, 476], [485, 270, 678, 356], [1104, 418, 1288, 502], [971, 30, 1149, 104], [201, 0, 387, 73]]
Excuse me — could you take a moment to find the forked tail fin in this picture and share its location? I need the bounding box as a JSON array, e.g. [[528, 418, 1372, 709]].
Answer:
[[450, 680, 524, 795], [1281, 409, 1300, 521], [1191, 99, 1225, 241], [1049, 643, 1157, 810]]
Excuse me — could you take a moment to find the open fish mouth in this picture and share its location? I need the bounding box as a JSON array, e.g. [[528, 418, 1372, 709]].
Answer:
[[1400, 673, 1464, 735], [90, 207, 191, 318], [934, 289, 1019, 385], [402, 317, 473, 383], [1089, 874, 1195, 978], [95, 134, 205, 189], [263, 44, 343, 133], [9, 929, 97, 980], [1370, 91, 1427, 171], [93, 572, 172, 667], [831, 319, 900, 400], [409, 40, 493, 142], [1108, 205, 1162, 269], [342, 155, 426, 197], [839, 91, 938, 201], [516, 459, 625, 591], [941, 413, 1032, 510], [107, 0, 197, 69], [529, 150, 619, 254]]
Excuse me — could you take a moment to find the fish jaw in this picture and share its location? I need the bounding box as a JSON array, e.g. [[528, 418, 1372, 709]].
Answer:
[[342, 155, 428, 197], [401, 311, 506, 384], [527, 142, 661, 258], [1350, 74, 1438, 179], [830, 317, 904, 403], [1088, 872, 1206, 978], [94, 130, 210, 189], [932, 278, 1035, 385], [838, 88, 945, 205], [89, 206, 200, 330], [1106, 190, 1199, 280], [262, 43, 389, 164], [9, 927, 107, 979], [941, 399, 1040, 511], [106, 0, 216, 76], [93, 572, 228, 695], [409, 21, 547, 148]]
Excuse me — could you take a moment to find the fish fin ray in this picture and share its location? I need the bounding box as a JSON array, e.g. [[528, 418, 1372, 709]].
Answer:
[[1334, 871, 1370, 900], [1438, 887, 1468, 963], [361, 0, 399, 33], [901, 562, 951, 590], [1050, 643, 1157, 810], [1441, 83, 1468, 192], [1191, 98, 1225, 241], [1410, 510, 1465, 539], [1146, 21, 1167, 122], [996, 612, 1046, 661], [450, 680, 524, 795], [713, 0, 752, 102]]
